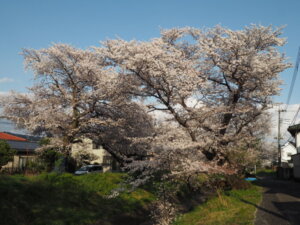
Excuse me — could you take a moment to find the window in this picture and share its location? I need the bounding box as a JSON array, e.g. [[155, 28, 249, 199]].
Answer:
[[103, 156, 112, 165], [18, 156, 35, 169]]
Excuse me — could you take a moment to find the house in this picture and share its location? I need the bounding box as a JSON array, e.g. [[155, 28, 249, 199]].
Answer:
[[288, 124, 300, 179], [71, 138, 117, 172], [280, 141, 297, 167], [0, 132, 39, 170], [1, 131, 117, 172]]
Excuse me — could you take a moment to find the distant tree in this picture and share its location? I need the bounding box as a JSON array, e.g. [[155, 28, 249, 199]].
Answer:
[[36, 138, 62, 172], [73, 149, 98, 167], [259, 141, 278, 167], [0, 140, 15, 169]]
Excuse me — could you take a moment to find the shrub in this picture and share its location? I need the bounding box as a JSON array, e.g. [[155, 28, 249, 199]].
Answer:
[[0, 140, 15, 169]]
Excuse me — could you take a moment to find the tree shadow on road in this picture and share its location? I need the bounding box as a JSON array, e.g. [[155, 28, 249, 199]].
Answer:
[[248, 175, 300, 225]]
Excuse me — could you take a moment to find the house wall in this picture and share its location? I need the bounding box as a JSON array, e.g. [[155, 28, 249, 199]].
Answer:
[[71, 139, 113, 172], [296, 132, 300, 153], [2, 154, 36, 170], [281, 143, 297, 163], [292, 154, 300, 179], [293, 132, 300, 178], [1, 138, 39, 171]]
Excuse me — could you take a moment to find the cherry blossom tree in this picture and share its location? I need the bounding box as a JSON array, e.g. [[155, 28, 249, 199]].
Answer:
[[100, 25, 289, 170], [97, 25, 290, 224], [0, 44, 154, 164], [0, 25, 291, 225], [72, 149, 99, 167]]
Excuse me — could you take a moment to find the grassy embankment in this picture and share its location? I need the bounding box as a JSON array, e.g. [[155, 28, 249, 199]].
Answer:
[[0, 172, 263, 225], [0, 173, 154, 225], [174, 183, 262, 225]]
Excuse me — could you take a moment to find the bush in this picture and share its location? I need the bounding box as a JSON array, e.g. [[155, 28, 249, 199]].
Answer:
[[225, 175, 251, 190], [0, 140, 15, 169], [207, 174, 251, 191], [37, 148, 62, 172]]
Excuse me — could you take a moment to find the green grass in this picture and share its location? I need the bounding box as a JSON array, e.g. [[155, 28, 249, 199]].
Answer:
[[256, 169, 276, 177], [0, 173, 154, 225], [174, 184, 262, 225], [0, 173, 263, 225]]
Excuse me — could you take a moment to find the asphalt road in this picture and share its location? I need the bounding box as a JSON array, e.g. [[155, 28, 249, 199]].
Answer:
[[254, 176, 300, 225]]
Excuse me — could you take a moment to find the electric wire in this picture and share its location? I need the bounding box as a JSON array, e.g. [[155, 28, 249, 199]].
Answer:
[[290, 105, 300, 125], [284, 46, 300, 111], [281, 47, 300, 143]]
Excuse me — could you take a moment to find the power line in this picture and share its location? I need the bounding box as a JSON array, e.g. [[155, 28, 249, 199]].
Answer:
[[290, 105, 300, 125], [283, 105, 300, 140], [284, 46, 300, 111], [281, 47, 300, 143], [282, 107, 300, 143]]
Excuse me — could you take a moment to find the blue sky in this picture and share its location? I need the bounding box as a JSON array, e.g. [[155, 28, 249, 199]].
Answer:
[[0, 0, 300, 105]]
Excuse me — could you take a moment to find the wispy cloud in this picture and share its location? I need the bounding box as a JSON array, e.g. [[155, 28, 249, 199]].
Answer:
[[0, 77, 14, 83], [0, 91, 10, 96]]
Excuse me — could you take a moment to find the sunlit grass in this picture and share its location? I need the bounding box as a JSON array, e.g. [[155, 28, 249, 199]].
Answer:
[[174, 184, 262, 225]]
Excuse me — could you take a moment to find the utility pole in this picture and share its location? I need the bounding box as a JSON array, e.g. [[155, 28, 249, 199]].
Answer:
[[278, 108, 286, 167]]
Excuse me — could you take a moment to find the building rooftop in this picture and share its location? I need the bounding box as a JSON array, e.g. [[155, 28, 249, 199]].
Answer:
[[6, 140, 39, 152], [3, 131, 41, 142], [0, 132, 27, 141], [288, 124, 300, 137]]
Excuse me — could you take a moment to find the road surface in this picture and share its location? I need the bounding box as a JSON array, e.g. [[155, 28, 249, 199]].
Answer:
[[254, 176, 300, 225]]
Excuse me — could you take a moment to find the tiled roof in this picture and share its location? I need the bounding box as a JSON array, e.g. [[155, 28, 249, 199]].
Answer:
[[6, 140, 38, 152], [3, 132, 41, 142], [288, 124, 300, 137], [0, 132, 27, 141]]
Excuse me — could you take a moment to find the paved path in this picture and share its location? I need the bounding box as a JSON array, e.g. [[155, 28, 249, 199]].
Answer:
[[254, 176, 300, 225]]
